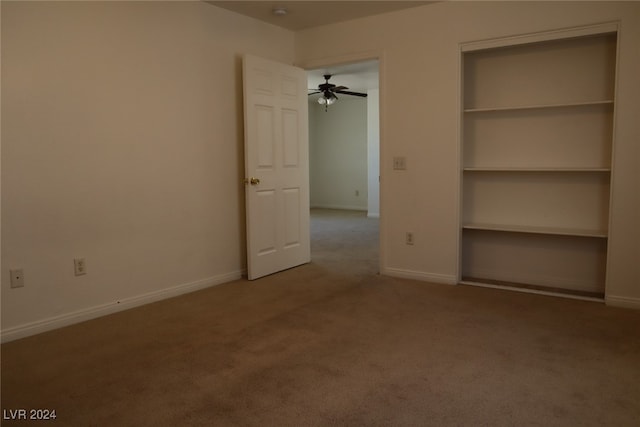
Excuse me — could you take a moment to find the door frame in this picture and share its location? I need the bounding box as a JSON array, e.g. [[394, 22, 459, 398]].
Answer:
[[297, 50, 386, 275]]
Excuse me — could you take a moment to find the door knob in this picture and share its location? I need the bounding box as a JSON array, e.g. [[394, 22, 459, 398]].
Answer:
[[249, 177, 260, 185]]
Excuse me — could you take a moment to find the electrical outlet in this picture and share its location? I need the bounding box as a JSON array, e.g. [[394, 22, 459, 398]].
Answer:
[[10, 269, 25, 288], [74, 258, 87, 276], [406, 232, 414, 246]]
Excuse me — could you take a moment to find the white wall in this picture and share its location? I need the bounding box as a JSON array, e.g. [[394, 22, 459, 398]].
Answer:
[[296, 1, 640, 306], [309, 97, 368, 211], [367, 89, 380, 218], [1, 1, 294, 340]]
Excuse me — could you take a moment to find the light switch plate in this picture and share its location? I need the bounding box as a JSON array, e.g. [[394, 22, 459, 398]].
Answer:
[[393, 157, 407, 170]]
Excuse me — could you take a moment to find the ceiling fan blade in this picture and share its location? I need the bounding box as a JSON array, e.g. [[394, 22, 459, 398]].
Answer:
[[332, 86, 348, 91], [335, 90, 368, 98], [308, 91, 321, 96]]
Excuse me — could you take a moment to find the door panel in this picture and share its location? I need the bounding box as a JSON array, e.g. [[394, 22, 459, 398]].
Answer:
[[282, 109, 300, 167], [255, 190, 277, 256], [256, 106, 275, 168], [243, 55, 310, 279], [283, 188, 301, 247]]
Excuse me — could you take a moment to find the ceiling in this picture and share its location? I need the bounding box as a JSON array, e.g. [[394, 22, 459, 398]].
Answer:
[[207, 1, 432, 31], [207, 2, 412, 96]]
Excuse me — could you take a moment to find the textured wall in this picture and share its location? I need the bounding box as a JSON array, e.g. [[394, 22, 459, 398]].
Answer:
[[1, 1, 295, 337]]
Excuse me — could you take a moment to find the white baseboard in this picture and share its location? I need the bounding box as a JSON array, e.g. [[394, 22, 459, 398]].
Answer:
[[606, 295, 640, 310], [367, 212, 380, 218], [310, 204, 367, 212], [383, 267, 456, 285], [1, 270, 244, 343]]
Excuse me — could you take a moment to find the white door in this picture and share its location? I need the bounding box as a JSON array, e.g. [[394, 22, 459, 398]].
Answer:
[[243, 55, 310, 280]]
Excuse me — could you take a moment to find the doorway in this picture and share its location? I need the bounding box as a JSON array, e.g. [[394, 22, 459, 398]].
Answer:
[[306, 60, 380, 271]]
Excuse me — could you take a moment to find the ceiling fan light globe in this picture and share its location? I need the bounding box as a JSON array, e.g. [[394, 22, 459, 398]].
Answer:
[[326, 97, 336, 105], [317, 97, 327, 105]]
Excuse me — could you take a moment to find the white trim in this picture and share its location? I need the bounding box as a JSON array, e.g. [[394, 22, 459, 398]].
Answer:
[[383, 268, 456, 285], [604, 20, 622, 300], [456, 41, 465, 285], [0, 270, 244, 343], [367, 212, 380, 218], [606, 295, 640, 310], [461, 21, 619, 52]]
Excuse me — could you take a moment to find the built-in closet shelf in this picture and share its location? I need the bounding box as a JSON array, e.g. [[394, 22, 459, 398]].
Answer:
[[462, 223, 608, 238], [459, 279, 605, 301], [460, 27, 617, 296], [463, 168, 611, 172], [463, 100, 614, 114]]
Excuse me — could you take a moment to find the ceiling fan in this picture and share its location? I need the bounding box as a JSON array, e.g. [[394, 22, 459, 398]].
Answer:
[[309, 74, 367, 111]]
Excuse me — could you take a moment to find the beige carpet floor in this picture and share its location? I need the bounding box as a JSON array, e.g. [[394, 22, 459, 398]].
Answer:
[[2, 209, 640, 426]]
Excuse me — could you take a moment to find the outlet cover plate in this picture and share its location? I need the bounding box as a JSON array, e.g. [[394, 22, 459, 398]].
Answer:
[[74, 258, 87, 276], [406, 232, 415, 245], [10, 269, 25, 288]]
